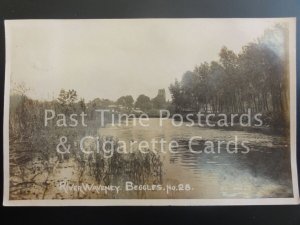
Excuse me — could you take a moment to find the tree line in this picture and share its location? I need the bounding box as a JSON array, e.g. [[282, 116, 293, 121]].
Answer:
[[169, 24, 289, 126]]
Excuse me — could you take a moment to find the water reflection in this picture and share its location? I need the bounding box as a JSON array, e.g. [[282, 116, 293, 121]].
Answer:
[[99, 118, 293, 198]]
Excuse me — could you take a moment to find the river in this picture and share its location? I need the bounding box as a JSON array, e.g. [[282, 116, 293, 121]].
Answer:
[[98, 118, 293, 199]]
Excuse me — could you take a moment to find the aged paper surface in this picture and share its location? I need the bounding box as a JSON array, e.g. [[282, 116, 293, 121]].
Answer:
[[3, 18, 299, 205]]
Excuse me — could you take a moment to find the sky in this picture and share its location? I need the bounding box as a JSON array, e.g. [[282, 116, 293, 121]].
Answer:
[[5, 18, 291, 101]]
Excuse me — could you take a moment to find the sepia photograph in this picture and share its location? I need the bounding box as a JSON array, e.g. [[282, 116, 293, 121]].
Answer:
[[3, 18, 298, 205]]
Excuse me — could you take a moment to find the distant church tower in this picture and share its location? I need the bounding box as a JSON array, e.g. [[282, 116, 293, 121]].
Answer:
[[152, 89, 166, 109], [157, 89, 166, 102]]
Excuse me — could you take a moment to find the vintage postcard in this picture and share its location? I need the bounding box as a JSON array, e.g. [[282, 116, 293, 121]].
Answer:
[[3, 18, 299, 206]]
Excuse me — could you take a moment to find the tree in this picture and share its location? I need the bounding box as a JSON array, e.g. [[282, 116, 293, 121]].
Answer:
[[135, 94, 152, 111], [116, 95, 134, 110], [168, 23, 289, 127], [169, 79, 183, 112], [57, 89, 78, 106], [78, 98, 86, 112], [57, 89, 78, 114]]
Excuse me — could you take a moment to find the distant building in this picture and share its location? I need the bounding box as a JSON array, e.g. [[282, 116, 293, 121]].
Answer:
[[157, 89, 166, 102], [152, 89, 166, 109]]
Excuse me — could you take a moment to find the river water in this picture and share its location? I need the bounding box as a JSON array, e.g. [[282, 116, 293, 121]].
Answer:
[[98, 118, 293, 199]]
